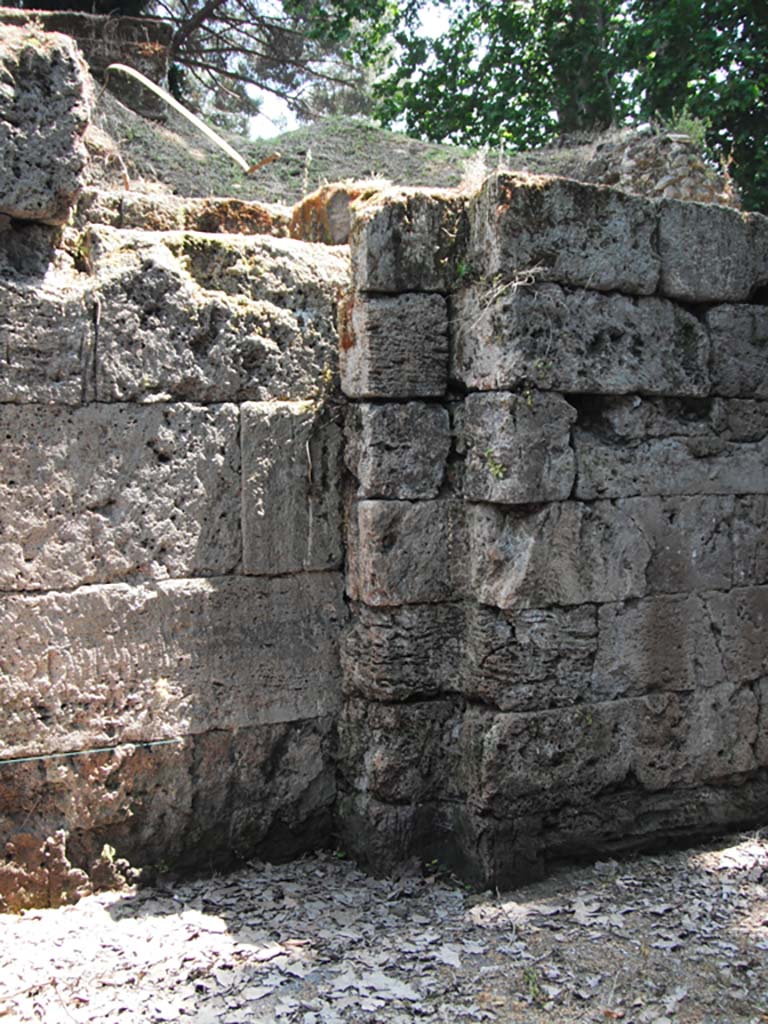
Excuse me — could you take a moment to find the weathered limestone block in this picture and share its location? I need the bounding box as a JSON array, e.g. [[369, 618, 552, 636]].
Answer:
[[0, 26, 91, 224], [73, 188, 122, 228], [0, 278, 90, 403], [470, 502, 651, 609], [734, 496, 768, 586], [336, 794, 455, 878], [0, 716, 337, 908], [290, 182, 387, 245], [707, 305, 768, 399], [463, 604, 597, 712], [749, 212, 768, 291], [575, 429, 768, 499], [582, 394, 768, 443], [75, 191, 291, 235], [462, 687, 758, 821], [714, 399, 768, 441], [83, 226, 347, 403], [123, 194, 290, 236], [341, 603, 464, 701], [348, 499, 466, 605], [468, 173, 659, 294], [463, 391, 576, 503], [340, 293, 449, 398], [0, 402, 240, 590], [225, 717, 337, 863], [622, 494, 734, 594], [350, 189, 467, 293], [705, 586, 768, 685], [630, 683, 759, 790], [519, 776, 768, 889], [472, 489, 738, 614], [241, 402, 343, 574], [345, 402, 451, 499], [658, 199, 754, 302], [338, 698, 462, 804], [757, 679, 768, 766], [593, 594, 724, 700], [452, 283, 709, 396], [461, 702, 632, 817], [0, 573, 344, 759]]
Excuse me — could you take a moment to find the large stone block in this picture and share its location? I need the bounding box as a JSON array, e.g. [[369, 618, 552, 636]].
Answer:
[[734, 496, 768, 586], [704, 586, 768, 685], [593, 594, 724, 700], [622, 494, 734, 594], [707, 305, 768, 399], [0, 278, 90, 403], [341, 603, 464, 701], [0, 27, 91, 224], [749, 211, 768, 291], [452, 283, 709, 395], [463, 390, 576, 503], [82, 226, 347, 403], [121, 193, 290, 236], [462, 686, 758, 820], [0, 573, 344, 759], [581, 394, 768, 443], [470, 501, 651, 609], [338, 698, 462, 804], [463, 604, 597, 712], [757, 679, 768, 766], [348, 499, 466, 605], [658, 199, 754, 302], [0, 716, 336, 908], [629, 683, 759, 791], [345, 402, 451, 499], [575, 428, 768, 499], [460, 702, 632, 816], [468, 174, 659, 294], [241, 401, 343, 574], [340, 292, 449, 398], [350, 189, 468, 293], [0, 402, 240, 591]]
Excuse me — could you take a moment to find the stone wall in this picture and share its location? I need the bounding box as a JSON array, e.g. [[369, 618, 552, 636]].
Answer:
[[0, 32, 349, 908], [338, 175, 768, 886], [2, 26, 768, 906]]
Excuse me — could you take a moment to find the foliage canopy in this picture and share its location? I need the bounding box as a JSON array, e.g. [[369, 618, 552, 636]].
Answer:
[[8, 0, 766, 208], [372, 0, 768, 211]]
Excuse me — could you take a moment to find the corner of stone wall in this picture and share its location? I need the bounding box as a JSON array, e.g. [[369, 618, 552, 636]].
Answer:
[[0, 37, 352, 906], [338, 173, 768, 887]]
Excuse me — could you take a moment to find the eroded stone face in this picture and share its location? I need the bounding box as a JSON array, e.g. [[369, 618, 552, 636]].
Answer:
[[469, 501, 652, 609], [348, 499, 467, 606], [340, 292, 449, 399], [0, 27, 91, 224], [0, 402, 241, 590], [463, 390, 576, 503], [241, 401, 344, 575], [658, 199, 755, 302], [345, 402, 451, 499], [85, 227, 348, 404], [350, 189, 468, 293], [0, 573, 345, 759], [707, 305, 768, 399], [468, 174, 660, 295], [452, 283, 710, 395]]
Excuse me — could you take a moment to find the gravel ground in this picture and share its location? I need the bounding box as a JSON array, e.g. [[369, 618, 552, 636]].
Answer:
[[1, 831, 767, 1024]]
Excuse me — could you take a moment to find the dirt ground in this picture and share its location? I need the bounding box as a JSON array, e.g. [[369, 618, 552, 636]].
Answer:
[[1, 830, 766, 1024]]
